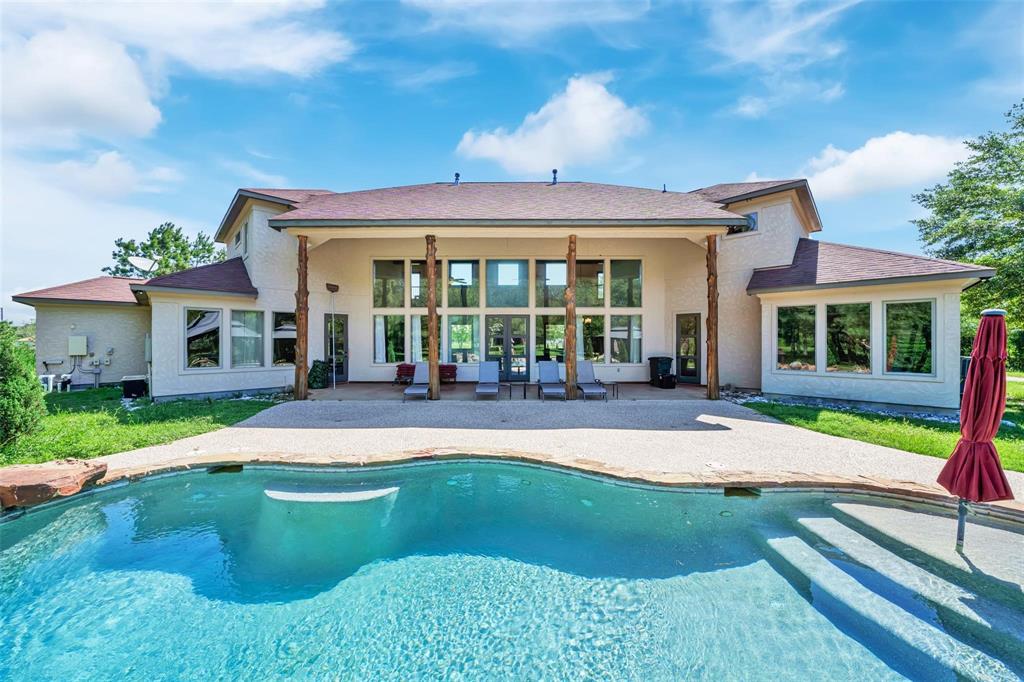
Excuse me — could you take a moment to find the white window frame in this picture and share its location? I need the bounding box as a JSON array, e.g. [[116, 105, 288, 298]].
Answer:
[[229, 309, 265, 369], [773, 303, 817, 372], [824, 301, 872, 375], [183, 307, 223, 371]]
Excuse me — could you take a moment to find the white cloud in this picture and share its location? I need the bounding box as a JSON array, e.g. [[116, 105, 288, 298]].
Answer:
[[456, 73, 647, 174], [2, 29, 161, 146], [52, 151, 182, 197], [403, 0, 648, 43], [1, 1, 351, 146], [704, 1, 859, 117], [804, 132, 969, 200], [219, 160, 289, 187]]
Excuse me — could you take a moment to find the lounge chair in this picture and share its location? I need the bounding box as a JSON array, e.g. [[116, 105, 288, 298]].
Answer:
[[577, 360, 608, 401], [476, 361, 501, 400], [537, 360, 566, 401], [403, 362, 429, 402]]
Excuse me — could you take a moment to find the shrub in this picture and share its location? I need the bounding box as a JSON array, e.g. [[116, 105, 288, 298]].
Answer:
[[0, 322, 46, 446], [1009, 329, 1024, 372], [308, 360, 329, 390]]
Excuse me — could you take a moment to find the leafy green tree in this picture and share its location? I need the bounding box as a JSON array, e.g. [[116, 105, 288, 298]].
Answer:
[[102, 222, 224, 277], [914, 102, 1024, 328], [0, 321, 46, 447]]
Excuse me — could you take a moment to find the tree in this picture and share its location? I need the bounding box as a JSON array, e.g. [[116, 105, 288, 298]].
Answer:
[[0, 321, 46, 447], [102, 222, 224, 277], [913, 101, 1024, 328]]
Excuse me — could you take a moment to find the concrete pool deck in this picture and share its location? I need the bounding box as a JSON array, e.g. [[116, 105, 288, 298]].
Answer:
[[96, 399, 1024, 506]]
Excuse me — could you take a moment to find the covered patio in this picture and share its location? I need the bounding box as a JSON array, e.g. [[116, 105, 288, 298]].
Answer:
[[309, 381, 708, 401]]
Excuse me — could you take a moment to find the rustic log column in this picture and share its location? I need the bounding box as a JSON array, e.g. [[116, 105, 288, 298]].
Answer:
[[564, 234, 578, 400], [426, 235, 440, 400], [294, 234, 310, 400], [706, 233, 720, 400]]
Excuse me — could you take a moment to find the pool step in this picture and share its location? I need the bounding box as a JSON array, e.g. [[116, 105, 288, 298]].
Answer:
[[760, 531, 1018, 681], [797, 516, 1024, 667]]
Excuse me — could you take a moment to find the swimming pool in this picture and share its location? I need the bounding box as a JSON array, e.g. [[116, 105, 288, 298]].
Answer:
[[1, 461, 1020, 680]]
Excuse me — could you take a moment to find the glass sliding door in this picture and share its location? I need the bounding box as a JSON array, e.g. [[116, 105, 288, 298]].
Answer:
[[485, 315, 529, 382], [675, 313, 700, 384], [324, 313, 348, 383]]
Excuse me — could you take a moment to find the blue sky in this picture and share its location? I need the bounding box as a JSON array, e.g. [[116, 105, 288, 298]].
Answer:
[[2, 0, 1021, 322]]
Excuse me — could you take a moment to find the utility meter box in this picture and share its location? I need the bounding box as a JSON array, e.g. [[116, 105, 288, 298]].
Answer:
[[68, 335, 88, 357]]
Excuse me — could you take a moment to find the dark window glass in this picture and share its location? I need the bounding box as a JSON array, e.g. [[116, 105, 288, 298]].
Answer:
[[610, 314, 642, 363], [185, 309, 220, 368], [777, 305, 816, 370], [535, 261, 567, 307], [885, 301, 933, 374], [610, 260, 642, 307], [410, 260, 442, 307], [373, 315, 405, 363], [486, 260, 528, 307], [827, 303, 871, 373], [448, 260, 479, 307], [272, 312, 296, 365], [411, 313, 440, 362], [578, 315, 605, 362], [373, 260, 404, 308], [727, 212, 758, 235], [576, 260, 604, 307], [535, 315, 565, 362]]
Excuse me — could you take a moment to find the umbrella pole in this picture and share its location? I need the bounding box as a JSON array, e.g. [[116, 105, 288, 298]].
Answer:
[[955, 499, 967, 552]]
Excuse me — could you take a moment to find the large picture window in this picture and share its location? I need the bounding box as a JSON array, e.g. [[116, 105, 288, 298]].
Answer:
[[827, 303, 870, 373], [447, 315, 480, 363], [610, 260, 642, 307], [579, 315, 606, 362], [373, 260, 405, 308], [777, 305, 816, 371], [185, 308, 221, 369], [411, 314, 439, 362], [535, 315, 565, 362], [535, 261, 567, 307], [610, 315, 642, 363], [885, 301, 934, 374], [230, 310, 264, 368], [272, 312, 296, 365], [448, 260, 479, 307], [373, 315, 405, 363], [410, 260, 441, 307], [486, 259, 528, 307]]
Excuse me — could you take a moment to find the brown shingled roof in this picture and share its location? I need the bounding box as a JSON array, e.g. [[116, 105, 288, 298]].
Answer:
[[13, 276, 146, 306], [747, 239, 994, 293], [135, 257, 258, 297], [691, 180, 803, 204], [268, 182, 746, 224]]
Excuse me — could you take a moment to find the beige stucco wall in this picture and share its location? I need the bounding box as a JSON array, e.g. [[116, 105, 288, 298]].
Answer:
[[33, 304, 150, 386], [757, 280, 966, 408]]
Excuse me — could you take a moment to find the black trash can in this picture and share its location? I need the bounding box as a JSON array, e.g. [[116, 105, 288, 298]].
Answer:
[[648, 356, 673, 386]]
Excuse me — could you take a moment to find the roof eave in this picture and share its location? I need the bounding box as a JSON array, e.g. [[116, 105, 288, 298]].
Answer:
[[131, 284, 258, 299], [11, 296, 143, 307], [719, 180, 823, 233], [215, 189, 297, 243], [747, 269, 996, 295], [267, 217, 749, 230]]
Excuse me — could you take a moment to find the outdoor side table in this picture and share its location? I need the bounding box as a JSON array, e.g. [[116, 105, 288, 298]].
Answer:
[[601, 381, 619, 399]]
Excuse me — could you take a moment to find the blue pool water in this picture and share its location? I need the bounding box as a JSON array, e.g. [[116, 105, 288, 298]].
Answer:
[[0, 462, 1020, 680]]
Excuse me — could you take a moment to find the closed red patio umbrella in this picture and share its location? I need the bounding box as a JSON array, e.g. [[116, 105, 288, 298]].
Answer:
[[937, 309, 1015, 550]]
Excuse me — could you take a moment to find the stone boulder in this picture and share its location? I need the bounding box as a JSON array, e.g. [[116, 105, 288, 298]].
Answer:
[[0, 459, 107, 509]]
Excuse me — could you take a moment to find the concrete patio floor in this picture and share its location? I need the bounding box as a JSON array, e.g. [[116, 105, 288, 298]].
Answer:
[[99, 398, 1024, 502]]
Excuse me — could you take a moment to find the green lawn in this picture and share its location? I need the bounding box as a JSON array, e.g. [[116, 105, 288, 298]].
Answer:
[[1, 388, 278, 467], [747, 384, 1024, 474]]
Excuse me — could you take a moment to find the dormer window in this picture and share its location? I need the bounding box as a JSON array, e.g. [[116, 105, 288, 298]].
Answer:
[[727, 212, 758, 235], [233, 221, 249, 255]]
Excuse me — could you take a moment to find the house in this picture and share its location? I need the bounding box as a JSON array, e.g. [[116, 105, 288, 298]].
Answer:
[[13, 178, 993, 408]]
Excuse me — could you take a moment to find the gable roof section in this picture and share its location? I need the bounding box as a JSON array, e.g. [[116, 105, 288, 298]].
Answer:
[[132, 257, 258, 298], [216, 188, 332, 241], [747, 239, 995, 294], [13, 276, 146, 306], [691, 179, 822, 233], [266, 182, 748, 226]]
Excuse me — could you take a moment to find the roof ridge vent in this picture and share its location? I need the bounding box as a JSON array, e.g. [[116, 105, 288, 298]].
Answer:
[[551, 168, 558, 185], [662, 183, 667, 193]]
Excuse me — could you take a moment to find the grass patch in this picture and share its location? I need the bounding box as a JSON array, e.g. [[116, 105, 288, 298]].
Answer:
[[1, 388, 278, 467], [746, 391, 1024, 474]]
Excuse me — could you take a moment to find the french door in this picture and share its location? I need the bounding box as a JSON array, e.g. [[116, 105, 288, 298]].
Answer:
[[324, 313, 348, 383], [485, 315, 529, 382], [675, 313, 701, 384]]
